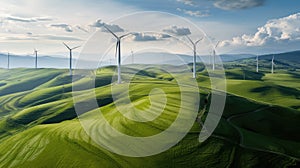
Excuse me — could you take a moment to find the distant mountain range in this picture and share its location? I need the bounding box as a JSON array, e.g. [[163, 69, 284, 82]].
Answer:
[[236, 50, 300, 68], [0, 54, 97, 69], [0, 51, 299, 69], [259, 50, 300, 63]]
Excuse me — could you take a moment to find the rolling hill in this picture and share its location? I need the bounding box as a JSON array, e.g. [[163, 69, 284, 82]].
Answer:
[[259, 50, 300, 63], [0, 64, 299, 167], [230, 50, 300, 70]]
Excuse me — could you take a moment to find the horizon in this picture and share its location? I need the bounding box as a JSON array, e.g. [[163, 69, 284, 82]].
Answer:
[[1, 50, 299, 70], [1, 49, 300, 59]]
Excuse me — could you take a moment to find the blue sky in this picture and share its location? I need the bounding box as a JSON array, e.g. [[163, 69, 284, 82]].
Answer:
[[115, 0, 299, 23], [0, 0, 300, 59]]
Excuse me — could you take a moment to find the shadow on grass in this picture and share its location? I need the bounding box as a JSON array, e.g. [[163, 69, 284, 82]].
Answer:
[[250, 85, 300, 98]]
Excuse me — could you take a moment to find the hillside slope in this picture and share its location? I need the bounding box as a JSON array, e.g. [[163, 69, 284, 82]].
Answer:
[[0, 67, 299, 167]]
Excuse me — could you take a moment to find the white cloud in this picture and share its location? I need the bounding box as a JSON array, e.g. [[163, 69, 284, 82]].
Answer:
[[163, 25, 191, 36], [90, 19, 124, 33], [2, 33, 82, 41], [4, 15, 52, 22], [130, 32, 171, 42], [0, 0, 137, 55], [50, 24, 73, 32], [221, 13, 300, 52], [213, 0, 266, 10], [3, 36, 37, 41], [176, 0, 196, 6], [38, 34, 82, 41], [177, 8, 209, 17], [90, 19, 106, 27], [177, 0, 265, 10]]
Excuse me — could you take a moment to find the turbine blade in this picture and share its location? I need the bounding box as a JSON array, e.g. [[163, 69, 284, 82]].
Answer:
[[195, 37, 203, 45], [119, 33, 131, 39], [186, 35, 194, 45], [115, 42, 119, 59], [71, 45, 81, 50], [103, 25, 118, 39], [63, 42, 71, 50], [215, 41, 220, 48]]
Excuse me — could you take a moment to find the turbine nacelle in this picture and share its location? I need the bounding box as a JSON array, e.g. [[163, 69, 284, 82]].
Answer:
[[63, 42, 81, 51], [186, 36, 203, 48]]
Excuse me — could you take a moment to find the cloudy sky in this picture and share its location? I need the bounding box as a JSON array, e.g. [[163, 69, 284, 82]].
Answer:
[[0, 0, 300, 60]]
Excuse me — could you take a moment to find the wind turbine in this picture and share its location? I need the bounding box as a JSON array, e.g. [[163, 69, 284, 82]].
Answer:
[[34, 49, 38, 69], [7, 52, 10, 70], [63, 42, 81, 76], [104, 25, 131, 84], [212, 41, 220, 71], [256, 55, 259, 73], [186, 36, 203, 78], [271, 55, 275, 74], [131, 50, 134, 64]]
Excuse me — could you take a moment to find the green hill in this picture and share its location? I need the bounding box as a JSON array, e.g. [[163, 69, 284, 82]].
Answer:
[[0, 66, 299, 167], [259, 50, 300, 63]]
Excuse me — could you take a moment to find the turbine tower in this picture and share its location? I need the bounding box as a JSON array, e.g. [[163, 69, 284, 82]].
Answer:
[[186, 36, 203, 78], [212, 41, 220, 71], [271, 55, 275, 74], [256, 55, 259, 73], [63, 42, 81, 76], [104, 26, 131, 84], [7, 52, 10, 70], [34, 49, 38, 69]]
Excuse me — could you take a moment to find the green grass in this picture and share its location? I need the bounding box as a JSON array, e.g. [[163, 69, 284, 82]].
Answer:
[[0, 69, 63, 96], [0, 65, 299, 167], [226, 79, 300, 110]]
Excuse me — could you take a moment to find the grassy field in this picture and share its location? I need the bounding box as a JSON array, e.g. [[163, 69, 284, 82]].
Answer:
[[0, 64, 299, 167], [199, 68, 300, 110]]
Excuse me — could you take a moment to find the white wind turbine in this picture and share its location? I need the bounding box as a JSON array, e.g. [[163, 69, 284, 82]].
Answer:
[[34, 49, 38, 69], [104, 25, 131, 84], [212, 41, 220, 71], [271, 55, 275, 74], [256, 55, 259, 73], [7, 52, 10, 70], [63, 42, 81, 76], [186, 36, 203, 78]]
